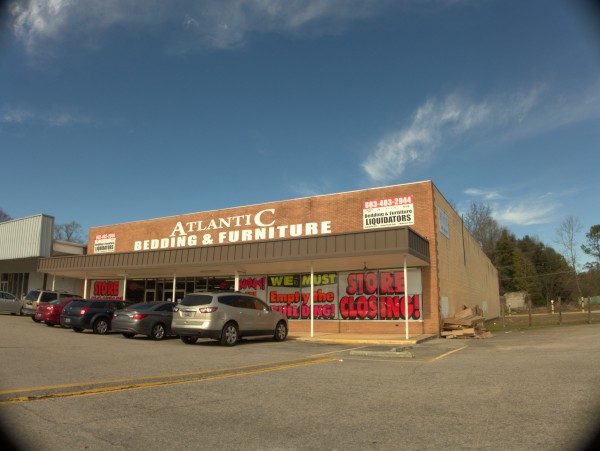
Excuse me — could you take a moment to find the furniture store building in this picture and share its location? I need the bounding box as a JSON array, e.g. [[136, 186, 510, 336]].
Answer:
[[38, 181, 500, 335]]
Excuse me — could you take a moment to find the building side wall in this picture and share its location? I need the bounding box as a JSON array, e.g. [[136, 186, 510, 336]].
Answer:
[[433, 187, 500, 319], [0, 214, 54, 260]]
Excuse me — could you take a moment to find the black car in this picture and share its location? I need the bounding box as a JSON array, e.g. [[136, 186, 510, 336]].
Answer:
[[60, 299, 130, 334]]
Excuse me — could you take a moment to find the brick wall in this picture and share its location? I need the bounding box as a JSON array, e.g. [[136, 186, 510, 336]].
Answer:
[[88, 182, 437, 254]]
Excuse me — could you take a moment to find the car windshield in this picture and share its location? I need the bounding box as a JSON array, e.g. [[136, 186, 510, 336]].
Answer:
[[180, 295, 212, 306], [25, 291, 41, 301]]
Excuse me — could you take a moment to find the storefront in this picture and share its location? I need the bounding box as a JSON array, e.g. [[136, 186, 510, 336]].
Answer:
[[38, 181, 500, 335]]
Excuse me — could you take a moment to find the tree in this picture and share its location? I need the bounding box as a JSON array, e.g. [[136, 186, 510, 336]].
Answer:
[[513, 247, 544, 304], [535, 246, 571, 305], [581, 224, 600, 270], [495, 229, 518, 294], [555, 215, 583, 299], [0, 208, 11, 223], [463, 202, 504, 261], [54, 221, 85, 244]]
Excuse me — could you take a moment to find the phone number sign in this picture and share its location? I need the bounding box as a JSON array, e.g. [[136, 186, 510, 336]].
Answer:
[[94, 233, 116, 254], [363, 196, 415, 230]]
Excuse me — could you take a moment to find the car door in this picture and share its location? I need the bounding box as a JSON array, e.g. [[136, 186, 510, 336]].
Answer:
[[236, 295, 273, 333], [226, 295, 256, 332], [0, 291, 12, 313], [155, 303, 174, 333], [0, 291, 20, 314], [251, 297, 278, 332]]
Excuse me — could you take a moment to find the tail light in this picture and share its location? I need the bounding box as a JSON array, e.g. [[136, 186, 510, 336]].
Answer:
[[199, 307, 218, 313], [130, 314, 149, 320], [79, 307, 88, 315]]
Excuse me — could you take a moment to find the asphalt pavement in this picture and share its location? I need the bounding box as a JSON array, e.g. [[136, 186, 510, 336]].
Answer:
[[0, 314, 599, 450]]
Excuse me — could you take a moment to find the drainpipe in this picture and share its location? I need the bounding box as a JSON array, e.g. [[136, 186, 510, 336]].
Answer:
[[404, 257, 409, 340], [310, 265, 314, 337]]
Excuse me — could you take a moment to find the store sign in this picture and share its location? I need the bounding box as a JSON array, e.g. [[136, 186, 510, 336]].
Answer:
[[268, 273, 338, 320], [94, 233, 116, 253], [362, 196, 415, 229], [338, 270, 422, 320], [249, 270, 422, 321], [91, 280, 122, 300], [132, 208, 332, 252], [238, 276, 267, 299]]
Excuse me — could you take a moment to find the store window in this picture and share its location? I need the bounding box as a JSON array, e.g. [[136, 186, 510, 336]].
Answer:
[[1, 273, 29, 299], [123, 276, 236, 303]]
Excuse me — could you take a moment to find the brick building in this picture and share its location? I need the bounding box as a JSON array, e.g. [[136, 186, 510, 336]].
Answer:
[[38, 181, 500, 336]]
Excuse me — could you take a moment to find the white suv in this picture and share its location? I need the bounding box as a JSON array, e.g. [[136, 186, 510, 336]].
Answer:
[[172, 291, 288, 346], [22, 290, 82, 320]]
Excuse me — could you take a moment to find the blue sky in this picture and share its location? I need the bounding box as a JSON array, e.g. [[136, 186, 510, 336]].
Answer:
[[1, 0, 599, 262]]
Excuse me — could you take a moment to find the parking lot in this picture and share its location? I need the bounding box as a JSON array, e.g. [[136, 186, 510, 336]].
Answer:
[[1, 314, 599, 450]]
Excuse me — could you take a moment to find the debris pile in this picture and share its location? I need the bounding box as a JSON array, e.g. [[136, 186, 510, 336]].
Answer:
[[441, 306, 492, 339]]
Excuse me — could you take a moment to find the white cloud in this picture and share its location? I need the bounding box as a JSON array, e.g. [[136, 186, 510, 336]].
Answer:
[[502, 82, 600, 141], [463, 188, 502, 200], [9, 0, 398, 55], [362, 93, 495, 181], [1, 105, 90, 126], [462, 189, 566, 227], [362, 81, 600, 182], [492, 200, 557, 226], [1, 106, 34, 124]]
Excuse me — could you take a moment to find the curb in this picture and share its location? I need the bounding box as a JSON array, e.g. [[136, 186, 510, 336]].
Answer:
[[288, 334, 436, 346]]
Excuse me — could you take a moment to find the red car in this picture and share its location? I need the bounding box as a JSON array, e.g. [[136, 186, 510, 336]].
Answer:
[[34, 298, 78, 327]]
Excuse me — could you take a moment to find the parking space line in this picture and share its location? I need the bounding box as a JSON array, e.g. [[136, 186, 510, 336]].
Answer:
[[426, 345, 468, 363], [0, 357, 337, 405], [0, 355, 340, 396]]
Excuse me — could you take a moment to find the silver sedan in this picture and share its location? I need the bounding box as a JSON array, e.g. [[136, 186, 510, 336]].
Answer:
[[0, 291, 25, 315], [111, 301, 175, 340]]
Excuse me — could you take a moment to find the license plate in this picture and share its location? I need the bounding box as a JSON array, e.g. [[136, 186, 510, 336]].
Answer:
[[183, 312, 193, 318], [65, 318, 71, 323]]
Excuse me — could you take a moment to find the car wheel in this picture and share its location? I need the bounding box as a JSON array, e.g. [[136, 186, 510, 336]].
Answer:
[[32, 316, 40, 323], [45, 322, 54, 327], [19, 308, 24, 316], [122, 333, 135, 339], [180, 336, 198, 345], [150, 323, 167, 341], [93, 318, 109, 335], [220, 322, 239, 346], [73, 327, 83, 333], [274, 321, 288, 342]]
